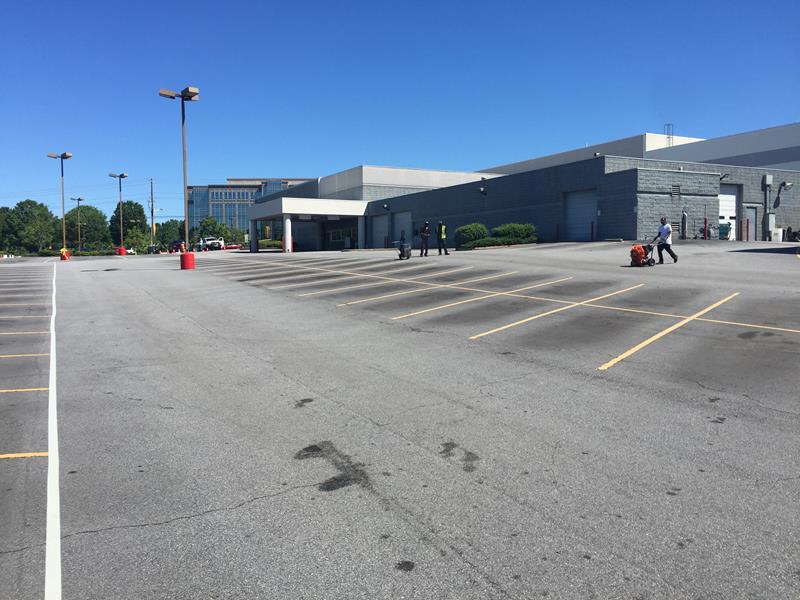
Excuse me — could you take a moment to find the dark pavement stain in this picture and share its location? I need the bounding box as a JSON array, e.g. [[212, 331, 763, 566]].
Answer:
[[462, 450, 480, 472], [380, 534, 390, 539], [67, 470, 77, 475], [294, 398, 314, 408], [439, 441, 480, 472], [710, 416, 726, 424], [762, 331, 775, 337], [512, 574, 521, 580], [708, 397, 720, 403], [499, 351, 516, 356], [582, 553, 592, 560], [738, 331, 758, 339], [103, 268, 120, 272], [439, 442, 457, 459], [159, 405, 174, 410], [294, 441, 371, 492], [395, 560, 415, 572], [666, 487, 682, 496]]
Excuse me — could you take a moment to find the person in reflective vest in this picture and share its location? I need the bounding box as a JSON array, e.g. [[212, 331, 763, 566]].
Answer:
[[436, 221, 449, 255], [419, 222, 431, 256]]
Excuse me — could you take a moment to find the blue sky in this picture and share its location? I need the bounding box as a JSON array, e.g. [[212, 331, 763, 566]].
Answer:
[[1, 0, 798, 220]]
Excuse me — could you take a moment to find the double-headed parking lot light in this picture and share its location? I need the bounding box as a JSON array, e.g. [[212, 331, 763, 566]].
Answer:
[[47, 151, 72, 251], [159, 85, 200, 248]]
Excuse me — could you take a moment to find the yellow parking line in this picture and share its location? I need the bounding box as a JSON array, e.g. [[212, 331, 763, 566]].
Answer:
[[0, 353, 49, 358], [301, 266, 472, 297], [339, 271, 518, 307], [598, 292, 739, 371], [392, 277, 574, 320], [0, 387, 49, 393], [0, 452, 48, 459], [0, 331, 49, 336], [470, 284, 645, 340], [695, 317, 800, 334]]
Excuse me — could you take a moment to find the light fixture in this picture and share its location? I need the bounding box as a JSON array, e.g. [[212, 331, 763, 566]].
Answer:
[[719, 173, 730, 181]]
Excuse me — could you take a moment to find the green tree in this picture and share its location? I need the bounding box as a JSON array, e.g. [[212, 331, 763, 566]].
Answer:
[[11, 200, 58, 252], [64, 205, 111, 250], [0, 207, 13, 252], [155, 219, 183, 246], [197, 217, 227, 239], [109, 201, 148, 246]]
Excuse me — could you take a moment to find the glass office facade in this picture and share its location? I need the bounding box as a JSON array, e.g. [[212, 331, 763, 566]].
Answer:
[[189, 180, 308, 233], [188, 186, 258, 232]]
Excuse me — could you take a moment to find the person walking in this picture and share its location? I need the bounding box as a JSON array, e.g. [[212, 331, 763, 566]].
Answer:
[[652, 216, 678, 264], [436, 220, 450, 255], [419, 221, 431, 256]]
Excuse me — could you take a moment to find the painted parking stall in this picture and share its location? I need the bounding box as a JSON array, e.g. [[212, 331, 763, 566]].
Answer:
[[0, 261, 57, 600]]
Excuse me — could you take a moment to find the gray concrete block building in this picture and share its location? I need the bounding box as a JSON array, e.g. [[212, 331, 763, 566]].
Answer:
[[242, 123, 800, 251]]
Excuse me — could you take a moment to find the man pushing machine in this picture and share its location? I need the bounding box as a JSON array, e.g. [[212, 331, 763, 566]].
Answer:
[[652, 216, 678, 264]]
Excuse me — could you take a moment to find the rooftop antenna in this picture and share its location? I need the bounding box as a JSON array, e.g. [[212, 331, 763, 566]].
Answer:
[[664, 123, 674, 147]]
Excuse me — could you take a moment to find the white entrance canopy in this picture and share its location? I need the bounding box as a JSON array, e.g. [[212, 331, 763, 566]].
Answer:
[[248, 197, 369, 252], [248, 197, 368, 221]]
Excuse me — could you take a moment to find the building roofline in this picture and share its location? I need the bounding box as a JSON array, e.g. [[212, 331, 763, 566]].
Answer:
[[605, 154, 800, 174]]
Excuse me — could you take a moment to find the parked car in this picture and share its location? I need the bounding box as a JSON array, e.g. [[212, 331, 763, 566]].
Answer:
[[169, 240, 186, 253], [146, 245, 161, 254], [199, 237, 224, 250]]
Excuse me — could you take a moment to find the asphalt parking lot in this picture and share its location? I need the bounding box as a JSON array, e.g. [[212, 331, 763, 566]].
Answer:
[[1, 242, 798, 599]]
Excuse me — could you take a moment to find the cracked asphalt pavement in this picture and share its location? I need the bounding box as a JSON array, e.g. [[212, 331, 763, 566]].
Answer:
[[1, 241, 799, 599]]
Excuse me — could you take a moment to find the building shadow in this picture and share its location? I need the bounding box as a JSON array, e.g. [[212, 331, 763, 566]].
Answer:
[[729, 246, 800, 255]]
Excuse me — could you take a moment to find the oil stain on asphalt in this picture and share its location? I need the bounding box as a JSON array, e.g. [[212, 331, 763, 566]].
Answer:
[[439, 441, 480, 472], [294, 441, 371, 492]]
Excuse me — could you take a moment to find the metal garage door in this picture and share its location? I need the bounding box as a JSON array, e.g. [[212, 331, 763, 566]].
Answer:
[[719, 183, 738, 240], [394, 211, 412, 244], [371, 214, 389, 248], [565, 190, 598, 241]]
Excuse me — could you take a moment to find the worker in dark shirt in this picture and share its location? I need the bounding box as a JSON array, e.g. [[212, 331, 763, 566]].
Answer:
[[419, 222, 431, 256]]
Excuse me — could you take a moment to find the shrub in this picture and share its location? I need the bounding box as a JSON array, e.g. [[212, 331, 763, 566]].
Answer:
[[491, 223, 536, 240], [459, 236, 538, 250], [454, 223, 489, 247], [259, 239, 283, 249]]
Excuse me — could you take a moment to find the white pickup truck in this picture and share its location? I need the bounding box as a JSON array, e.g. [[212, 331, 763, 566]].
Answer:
[[199, 237, 225, 251]]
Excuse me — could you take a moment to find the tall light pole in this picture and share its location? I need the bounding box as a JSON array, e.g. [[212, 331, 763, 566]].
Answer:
[[47, 151, 72, 250], [109, 173, 128, 248], [159, 86, 199, 248], [71, 197, 84, 251]]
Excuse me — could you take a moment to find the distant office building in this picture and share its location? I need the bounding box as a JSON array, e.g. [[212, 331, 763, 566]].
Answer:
[[188, 178, 311, 231]]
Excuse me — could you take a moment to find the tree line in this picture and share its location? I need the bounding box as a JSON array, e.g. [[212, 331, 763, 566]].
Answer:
[[0, 199, 244, 255]]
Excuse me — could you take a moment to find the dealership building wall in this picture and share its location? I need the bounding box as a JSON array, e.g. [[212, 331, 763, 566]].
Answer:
[[364, 157, 800, 244]]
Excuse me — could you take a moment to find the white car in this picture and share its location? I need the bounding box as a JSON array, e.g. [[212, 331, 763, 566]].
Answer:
[[200, 237, 224, 250]]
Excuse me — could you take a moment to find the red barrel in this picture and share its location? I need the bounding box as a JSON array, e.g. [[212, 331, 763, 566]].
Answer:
[[180, 252, 195, 270]]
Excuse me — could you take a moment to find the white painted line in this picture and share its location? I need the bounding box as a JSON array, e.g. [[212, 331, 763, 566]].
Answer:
[[44, 263, 61, 599]]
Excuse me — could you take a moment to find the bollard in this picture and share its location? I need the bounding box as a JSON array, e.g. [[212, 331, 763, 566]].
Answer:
[[746, 219, 750, 241], [180, 252, 195, 270], [703, 217, 708, 240]]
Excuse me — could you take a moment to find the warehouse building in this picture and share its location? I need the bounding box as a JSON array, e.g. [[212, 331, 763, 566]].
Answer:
[[246, 123, 800, 251]]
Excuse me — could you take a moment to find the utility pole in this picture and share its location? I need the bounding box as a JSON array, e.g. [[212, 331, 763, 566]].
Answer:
[[149, 178, 155, 246]]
